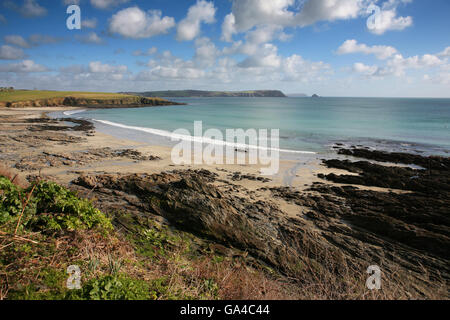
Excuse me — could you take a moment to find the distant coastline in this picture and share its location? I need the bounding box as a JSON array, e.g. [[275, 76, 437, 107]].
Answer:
[[122, 90, 287, 98]]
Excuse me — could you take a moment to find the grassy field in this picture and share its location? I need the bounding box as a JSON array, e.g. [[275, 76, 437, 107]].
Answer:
[[0, 90, 135, 102]]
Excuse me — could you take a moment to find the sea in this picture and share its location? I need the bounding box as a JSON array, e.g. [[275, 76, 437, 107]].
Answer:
[[58, 97, 450, 157]]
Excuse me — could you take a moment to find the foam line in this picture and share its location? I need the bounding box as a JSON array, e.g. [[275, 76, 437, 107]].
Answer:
[[93, 119, 316, 155]]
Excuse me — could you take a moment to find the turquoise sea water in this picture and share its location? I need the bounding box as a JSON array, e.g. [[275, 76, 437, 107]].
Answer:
[[68, 97, 450, 156]]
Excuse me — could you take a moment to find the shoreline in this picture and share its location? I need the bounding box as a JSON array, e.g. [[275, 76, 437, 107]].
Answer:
[[0, 106, 326, 188], [1, 106, 449, 299]]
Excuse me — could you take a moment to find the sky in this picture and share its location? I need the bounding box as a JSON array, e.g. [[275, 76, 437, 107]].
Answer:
[[0, 0, 449, 97]]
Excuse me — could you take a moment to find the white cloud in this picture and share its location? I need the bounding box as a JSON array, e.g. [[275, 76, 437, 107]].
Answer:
[[28, 34, 63, 46], [229, 0, 295, 32], [5, 0, 47, 18], [144, 66, 206, 80], [82, 18, 98, 29], [109, 7, 175, 39], [2, 47, 333, 93], [238, 43, 281, 68], [194, 37, 219, 68], [21, 0, 47, 17], [176, 0, 216, 41], [438, 47, 450, 57], [58, 61, 129, 82], [295, 0, 365, 27], [386, 53, 444, 76], [133, 47, 158, 57], [222, 0, 413, 39], [90, 0, 129, 10], [246, 25, 285, 45], [382, 0, 413, 11], [353, 62, 379, 76], [282, 54, 332, 81], [0, 60, 48, 73], [368, 8, 413, 35], [352, 52, 444, 79], [76, 32, 104, 44], [4, 35, 30, 48], [0, 14, 7, 24], [136, 51, 206, 81], [226, 0, 368, 33], [89, 61, 127, 73], [221, 25, 291, 58], [337, 39, 398, 60], [4, 34, 62, 48], [62, 0, 80, 5], [424, 72, 450, 85], [59, 64, 87, 74], [221, 13, 236, 42], [0, 45, 26, 60]]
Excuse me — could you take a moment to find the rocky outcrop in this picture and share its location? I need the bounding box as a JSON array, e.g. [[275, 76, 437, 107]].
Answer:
[[337, 148, 450, 171], [319, 159, 450, 194], [26, 117, 94, 132], [311, 150, 450, 285], [71, 157, 450, 297], [15, 147, 160, 171], [72, 170, 306, 271]]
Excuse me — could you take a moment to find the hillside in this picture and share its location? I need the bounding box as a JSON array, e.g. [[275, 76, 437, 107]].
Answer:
[[0, 90, 182, 108], [123, 90, 287, 98]]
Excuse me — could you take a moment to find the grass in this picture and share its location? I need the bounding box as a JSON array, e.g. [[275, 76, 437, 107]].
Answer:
[[0, 90, 137, 103]]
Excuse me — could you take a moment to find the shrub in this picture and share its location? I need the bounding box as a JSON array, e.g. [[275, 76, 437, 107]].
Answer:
[[0, 176, 112, 233], [69, 275, 151, 300], [30, 181, 112, 232], [0, 176, 34, 225]]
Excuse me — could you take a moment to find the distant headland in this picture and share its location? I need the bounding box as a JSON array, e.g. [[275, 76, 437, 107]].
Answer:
[[0, 89, 183, 108], [122, 90, 287, 98]]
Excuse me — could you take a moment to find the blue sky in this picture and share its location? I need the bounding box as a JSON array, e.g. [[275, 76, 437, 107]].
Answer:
[[0, 0, 449, 97]]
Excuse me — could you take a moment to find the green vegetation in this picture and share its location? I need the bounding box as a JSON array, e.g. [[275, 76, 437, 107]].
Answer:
[[0, 90, 134, 103], [0, 177, 112, 232], [69, 275, 152, 300], [1, 173, 287, 301], [0, 177, 32, 225], [31, 181, 112, 233]]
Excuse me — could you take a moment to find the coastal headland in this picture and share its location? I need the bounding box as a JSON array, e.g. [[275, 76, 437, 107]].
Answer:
[[0, 90, 184, 108]]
